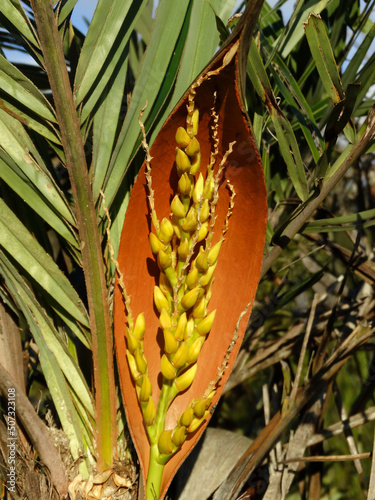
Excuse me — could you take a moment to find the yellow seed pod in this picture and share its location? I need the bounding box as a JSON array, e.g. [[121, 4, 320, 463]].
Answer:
[[139, 375, 152, 402], [195, 247, 208, 272], [158, 217, 174, 244], [175, 126, 191, 148], [199, 262, 217, 287], [160, 354, 177, 380], [191, 109, 199, 135], [178, 172, 191, 195], [186, 267, 199, 289], [163, 329, 179, 355], [175, 147, 191, 173], [207, 240, 223, 266], [174, 363, 197, 392], [171, 195, 187, 219], [157, 249, 172, 270], [190, 152, 201, 175], [192, 173, 204, 204], [172, 425, 187, 447], [149, 232, 165, 254], [185, 136, 200, 157], [159, 308, 172, 330], [132, 312, 146, 341], [177, 238, 190, 260], [178, 406, 194, 427], [181, 207, 198, 232], [126, 350, 141, 381], [135, 347, 148, 374], [184, 317, 195, 340], [125, 330, 139, 354], [187, 336, 205, 364], [158, 430, 176, 455], [171, 341, 189, 368], [174, 312, 187, 341], [192, 296, 207, 319], [154, 286, 170, 313], [180, 286, 202, 311], [143, 397, 155, 426], [200, 199, 210, 223], [187, 411, 209, 433], [196, 310, 216, 336], [197, 221, 209, 242]]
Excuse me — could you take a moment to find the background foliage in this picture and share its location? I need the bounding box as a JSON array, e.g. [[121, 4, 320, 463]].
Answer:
[[0, 0, 375, 499]]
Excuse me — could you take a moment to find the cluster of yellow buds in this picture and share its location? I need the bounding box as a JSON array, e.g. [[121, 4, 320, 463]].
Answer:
[[125, 313, 155, 426], [126, 86, 236, 471]]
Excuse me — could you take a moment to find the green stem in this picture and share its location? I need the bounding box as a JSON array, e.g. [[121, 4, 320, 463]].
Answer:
[[30, 0, 117, 469], [146, 381, 176, 499], [147, 444, 165, 499]]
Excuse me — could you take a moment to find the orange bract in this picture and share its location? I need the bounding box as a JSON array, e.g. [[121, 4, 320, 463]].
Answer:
[[114, 34, 267, 499]]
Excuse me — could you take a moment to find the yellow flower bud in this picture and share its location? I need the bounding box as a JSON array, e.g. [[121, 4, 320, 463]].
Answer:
[[207, 240, 223, 266], [171, 195, 187, 219], [157, 249, 172, 270], [203, 176, 214, 200], [196, 310, 216, 336], [197, 221, 209, 242], [143, 396, 155, 426], [192, 173, 204, 204], [160, 354, 177, 380], [172, 219, 181, 239], [125, 330, 139, 354], [184, 317, 195, 340], [139, 375, 152, 402], [181, 207, 198, 232], [133, 312, 146, 341], [159, 273, 172, 294], [172, 425, 187, 447], [195, 247, 208, 272], [192, 296, 207, 319], [187, 336, 205, 364], [158, 430, 176, 455], [163, 329, 179, 355], [174, 363, 197, 392], [149, 233, 165, 254], [178, 173, 191, 195], [176, 147, 191, 173], [190, 152, 201, 175], [200, 199, 210, 223], [135, 347, 148, 374], [186, 267, 199, 289], [178, 406, 194, 427], [199, 262, 216, 287], [177, 238, 190, 260], [126, 350, 141, 381], [158, 218, 174, 243], [171, 341, 189, 368], [191, 109, 199, 135], [193, 398, 211, 418], [185, 136, 200, 157], [159, 308, 172, 330], [187, 412, 209, 433], [180, 286, 202, 311], [175, 126, 191, 148], [154, 286, 170, 313], [174, 312, 187, 341]]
